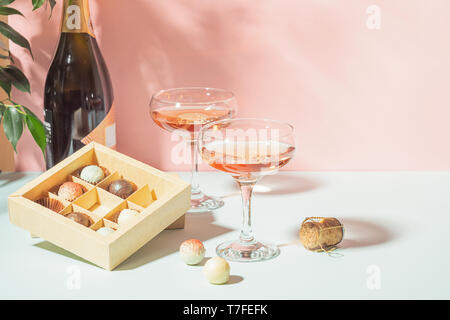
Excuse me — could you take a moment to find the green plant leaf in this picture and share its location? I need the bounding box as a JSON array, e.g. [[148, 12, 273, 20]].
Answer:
[[8, 50, 14, 63], [0, 38, 8, 51], [3, 106, 24, 152], [47, 0, 56, 17], [32, 0, 45, 11], [0, 65, 30, 93], [48, 0, 56, 10], [0, 81, 11, 96], [0, 7, 23, 17], [0, 70, 11, 96], [0, 38, 16, 63], [22, 106, 46, 156], [0, 21, 33, 58], [0, 1, 15, 6], [0, 102, 5, 123]]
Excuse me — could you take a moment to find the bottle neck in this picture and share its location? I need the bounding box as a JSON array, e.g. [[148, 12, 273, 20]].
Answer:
[[61, 0, 95, 37]]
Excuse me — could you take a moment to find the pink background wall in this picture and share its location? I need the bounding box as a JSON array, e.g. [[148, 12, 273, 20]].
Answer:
[[9, 0, 450, 172]]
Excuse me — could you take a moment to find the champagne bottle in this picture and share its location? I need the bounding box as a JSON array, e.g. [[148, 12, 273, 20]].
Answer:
[[44, 0, 115, 169]]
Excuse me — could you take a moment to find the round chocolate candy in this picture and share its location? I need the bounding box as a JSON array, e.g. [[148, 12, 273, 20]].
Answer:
[[180, 239, 206, 265], [58, 181, 84, 201], [65, 212, 92, 227], [80, 165, 105, 184], [108, 179, 134, 199], [117, 209, 139, 225], [96, 227, 115, 236], [203, 257, 230, 285]]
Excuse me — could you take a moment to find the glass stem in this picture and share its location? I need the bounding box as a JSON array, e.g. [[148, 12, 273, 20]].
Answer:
[[237, 179, 257, 245], [189, 139, 200, 195]]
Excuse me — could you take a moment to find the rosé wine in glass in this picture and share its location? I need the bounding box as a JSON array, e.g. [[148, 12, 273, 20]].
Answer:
[[199, 118, 295, 262], [152, 106, 232, 135], [150, 88, 237, 213]]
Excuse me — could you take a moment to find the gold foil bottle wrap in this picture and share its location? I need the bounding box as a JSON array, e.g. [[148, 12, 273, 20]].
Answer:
[[61, 0, 95, 37]]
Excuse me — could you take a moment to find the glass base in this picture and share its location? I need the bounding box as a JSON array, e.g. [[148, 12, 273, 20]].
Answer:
[[216, 240, 280, 262], [188, 191, 224, 213]]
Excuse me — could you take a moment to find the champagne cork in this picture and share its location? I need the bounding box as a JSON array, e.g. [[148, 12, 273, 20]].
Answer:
[[299, 217, 344, 252]]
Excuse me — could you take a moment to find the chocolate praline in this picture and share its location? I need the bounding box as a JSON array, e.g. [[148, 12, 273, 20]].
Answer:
[[66, 212, 92, 227], [79, 165, 105, 184], [108, 179, 134, 199], [96, 227, 115, 236], [180, 239, 206, 265], [58, 181, 84, 201], [117, 208, 139, 225]]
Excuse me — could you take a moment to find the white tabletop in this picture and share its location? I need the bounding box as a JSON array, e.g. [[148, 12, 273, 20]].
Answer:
[[1, 171, 449, 299]]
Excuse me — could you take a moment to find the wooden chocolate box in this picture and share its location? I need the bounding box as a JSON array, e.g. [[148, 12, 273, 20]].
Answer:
[[8, 142, 190, 270]]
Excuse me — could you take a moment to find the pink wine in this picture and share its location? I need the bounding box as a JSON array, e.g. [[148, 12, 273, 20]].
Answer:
[[201, 140, 295, 177], [151, 107, 232, 133]]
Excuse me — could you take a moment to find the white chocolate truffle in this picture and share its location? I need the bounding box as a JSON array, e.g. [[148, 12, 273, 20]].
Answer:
[[180, 239, 206, 265], [203, 257, 230, 285], [96, 227, 115, 236], [80, 165, 105, 184], [117, 209, 139, 225]]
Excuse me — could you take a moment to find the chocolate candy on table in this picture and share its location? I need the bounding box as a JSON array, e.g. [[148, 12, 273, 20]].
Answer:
[[180, 239, 206, 265], [203, 257, 230, 285]]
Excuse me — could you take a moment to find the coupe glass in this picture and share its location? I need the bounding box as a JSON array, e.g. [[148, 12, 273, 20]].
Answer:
[[198, 118, 296, 262], [150, 87, 237, 213]]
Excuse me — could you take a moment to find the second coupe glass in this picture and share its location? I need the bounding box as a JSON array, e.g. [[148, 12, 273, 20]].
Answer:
[[150, 87, 237, 213], [199, 118, 296, 262]]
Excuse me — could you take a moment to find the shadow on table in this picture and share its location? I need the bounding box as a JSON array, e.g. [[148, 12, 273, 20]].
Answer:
[[0, 172, 27, 188], [227, 275, 244, 285], [221, 173, 322, 199], [339, 218, 396, 249], [116, 212, 233, 271], [33, 241, 98, 268], [33, 212, 233, 271]]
